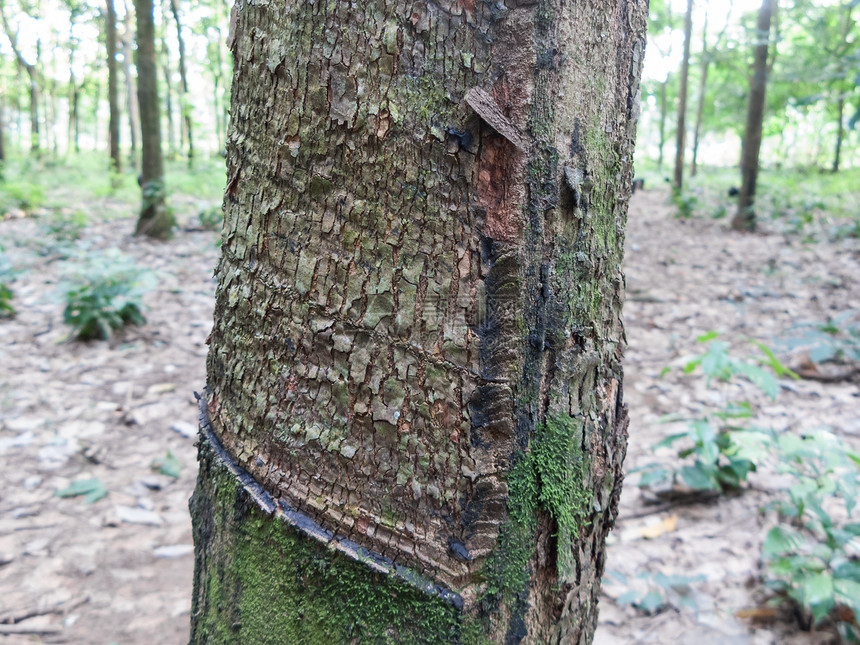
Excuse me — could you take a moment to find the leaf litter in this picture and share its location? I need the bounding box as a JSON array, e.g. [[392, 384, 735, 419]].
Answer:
[[0, 187, 858, 643]]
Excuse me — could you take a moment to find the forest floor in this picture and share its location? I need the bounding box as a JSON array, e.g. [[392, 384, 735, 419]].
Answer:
[[0, 171, 858, 644]]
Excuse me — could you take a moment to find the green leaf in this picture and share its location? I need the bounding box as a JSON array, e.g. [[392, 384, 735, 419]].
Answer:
[[638, 467, 672, 488], [616, 589, 644, 606], [833, 579, 860, 616], [735, 361, 779, 399], [802, 572, 835, 624], [152, 451, 182, 479], [682, 357, 702, 374], [652, 432, 689, 451], [680, 463, 717, 491], [697, 331, 720, 343], [763, 525, 804, 558], [636, 590, 665, 613], [55, 478, 107, 504], [658, 366, 671, 378], [748, 339, 799, 379]]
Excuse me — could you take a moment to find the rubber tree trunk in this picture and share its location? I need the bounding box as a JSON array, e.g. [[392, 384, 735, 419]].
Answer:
[[690, 12, 709, 178], [673, 0, 694, 192], [1, 7, 42, 158], [133, 0, 172, 238], [106, 0, 121, 173], [160, 0, 177, 161], [0, 92, 5, 176], [657, 78, 668, 170], [733, 0, 775, 232], [122, 9, 140, 170], [169, 0, 193, 167], [832, 95, 844, 173], [190, 0, 646, 642]]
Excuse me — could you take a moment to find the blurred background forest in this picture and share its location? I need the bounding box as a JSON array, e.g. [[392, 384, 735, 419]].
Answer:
[[0, 0, 858, 642]]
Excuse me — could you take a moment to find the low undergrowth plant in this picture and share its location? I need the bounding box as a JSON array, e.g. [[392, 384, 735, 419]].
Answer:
[[779, 312, 860, 367], [0, 245, 15, 318], [605, 569, 706, 614], [636, 333, 794, 494], [41, 209, 88, 242], [59, 249, 156, 340], [762, 429, 860, 640]]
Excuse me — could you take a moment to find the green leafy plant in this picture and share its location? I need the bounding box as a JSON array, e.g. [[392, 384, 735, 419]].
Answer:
[[762, 429, 860, 639], [779, 312, 860, 366], [55, 478, 108, 504], [41, 209, 88, 242], [59, 250, 156, 340], [151, 451, 182, 479], [638, 334, 795, 493], [0, 245, 15, 318], [672, 190, 699, 219], [0, 179, 45, 215], [196, 204, 223, 230], [605, 569, 706, 614]]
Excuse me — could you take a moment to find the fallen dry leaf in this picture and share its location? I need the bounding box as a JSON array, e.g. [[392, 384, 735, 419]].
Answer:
[[637, 514, 678, 539]]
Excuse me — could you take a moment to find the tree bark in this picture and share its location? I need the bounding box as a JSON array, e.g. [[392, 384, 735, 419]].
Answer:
[[733, 0, 776, 232], [122, 7, 140, 170], [106, 0, 121, 171], [169, 0, 193, 166], [690, 12, 708, 178], [673, 0, 694, 191], [658, 78, 668, 170], [832, 96, 844, 173], [160, 0, 177, 161], [133, 0, 172, 238], [0, 7, 41, 157], [190, 0, 646, 642], [0, 92, 5, 175]]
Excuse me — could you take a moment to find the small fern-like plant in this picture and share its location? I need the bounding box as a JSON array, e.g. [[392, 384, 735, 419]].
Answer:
[[60, 250, 156, 340]]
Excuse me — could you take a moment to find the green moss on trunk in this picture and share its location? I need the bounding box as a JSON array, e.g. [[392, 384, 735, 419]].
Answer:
[[190, 437, 481, 644]]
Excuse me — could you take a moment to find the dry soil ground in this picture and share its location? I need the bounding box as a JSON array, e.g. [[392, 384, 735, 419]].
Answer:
[[0, 187, 858, 644]]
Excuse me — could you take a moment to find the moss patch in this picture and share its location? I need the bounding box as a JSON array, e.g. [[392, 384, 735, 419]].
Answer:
[[190, 440, 468, 644]]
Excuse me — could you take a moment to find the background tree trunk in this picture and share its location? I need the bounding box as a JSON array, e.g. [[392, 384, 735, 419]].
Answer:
[[0, 92, 5, 175], [673, 0, 694, 191], [734, 0, 776, 231], [122, 8, 140, 170], [0, 7, 41, 158], [159, 2, 177, 161], [832, 96, 844, 173], [690, 12, 708, 178], [658, 77, 668, 170], [133, 0, 172, 238], [106, 0, 121, 172], [190, 0, 646, 642], [169, 0, 193, 166]]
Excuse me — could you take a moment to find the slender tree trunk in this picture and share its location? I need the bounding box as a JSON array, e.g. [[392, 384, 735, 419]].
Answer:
[[658, 78, 668, 170], [690, 12, 709, 178], [211, 24, 225, 153], [1, 8, 43, 158], [106, 0, 121, 172], [92, 78, 101, 154], [734, 0, 776, 231], [134, 0, 172, 238], [29, 71, 40, 157], [673, 0, 694, 191], [0, 92, 5, 176], [159, 2, 177, 161], [169, 0, 193, 166], [832, 95, 844, 174], [190, 0, 647, 642], [122, 9, 140, 170]]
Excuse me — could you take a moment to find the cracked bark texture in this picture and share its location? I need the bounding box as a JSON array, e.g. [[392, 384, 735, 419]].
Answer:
[[191, 0, 647, 642]]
